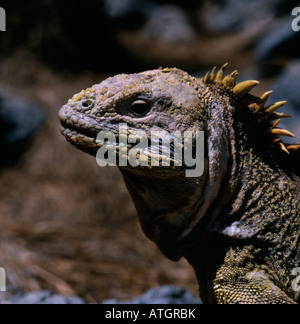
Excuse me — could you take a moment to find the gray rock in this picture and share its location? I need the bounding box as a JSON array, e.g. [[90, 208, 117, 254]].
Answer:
[[0, 290, 85, 304], [0, 89, 43, 167], [103, 286, 201, 304], [103, 0, 200, 20], [141, 5, 197, 43], [254, 17, 300, 67], [0, 286, 201, 304], [103, 0, 152, 19], [202, 0, 282, 32]]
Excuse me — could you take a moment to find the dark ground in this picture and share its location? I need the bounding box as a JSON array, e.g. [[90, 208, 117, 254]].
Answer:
[[0, 0, 299, 303]]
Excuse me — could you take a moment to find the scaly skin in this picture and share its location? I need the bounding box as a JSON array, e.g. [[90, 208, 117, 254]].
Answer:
[[59, 66, 300, 304]]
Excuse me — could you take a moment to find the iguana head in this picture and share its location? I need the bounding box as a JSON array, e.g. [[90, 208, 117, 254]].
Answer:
[[59, 68, 207, 156], [59, 65, 299, 260]]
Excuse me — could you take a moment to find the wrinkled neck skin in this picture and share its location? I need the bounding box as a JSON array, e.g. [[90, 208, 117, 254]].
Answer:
[[182, 106, 300, 303], [120, 90, 239, 261]]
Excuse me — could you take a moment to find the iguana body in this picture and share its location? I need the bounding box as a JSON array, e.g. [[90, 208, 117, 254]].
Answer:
[[59, 65, 300, 304]]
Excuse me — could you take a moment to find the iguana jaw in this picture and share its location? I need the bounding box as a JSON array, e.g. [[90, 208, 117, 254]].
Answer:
[[59, 106, 102, 156], [59, 114, 193, 175], [119, 106, 236, 260], [119, 125, 233, 261]]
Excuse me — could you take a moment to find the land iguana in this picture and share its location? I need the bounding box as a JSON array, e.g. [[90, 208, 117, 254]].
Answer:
[[59, 64, 300, 304]]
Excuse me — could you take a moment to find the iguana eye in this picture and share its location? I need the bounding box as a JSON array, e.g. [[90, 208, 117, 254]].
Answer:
[[129, 100, 151, 117]]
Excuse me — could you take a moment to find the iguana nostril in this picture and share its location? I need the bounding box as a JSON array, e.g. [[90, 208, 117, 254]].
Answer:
[[81, 99, 94, 110]]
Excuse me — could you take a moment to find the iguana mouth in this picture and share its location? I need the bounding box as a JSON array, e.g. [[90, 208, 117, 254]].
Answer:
[[59, 123, 184, 172], [59, 106, 101, 137], [59, 124, 98, 141], [59, 106, 202, 171]]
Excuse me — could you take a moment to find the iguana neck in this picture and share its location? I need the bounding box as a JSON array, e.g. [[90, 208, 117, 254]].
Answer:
[[217, 132, 299, 238], [182, 108, 299, 244], [183, 127, 300, 304]]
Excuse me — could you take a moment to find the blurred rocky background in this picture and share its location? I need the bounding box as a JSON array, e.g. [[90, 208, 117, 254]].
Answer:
[[0, 0, 300, 303]]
